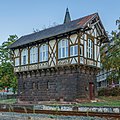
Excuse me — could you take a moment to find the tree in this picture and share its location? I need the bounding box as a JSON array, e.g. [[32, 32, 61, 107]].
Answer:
[[100, 19, 120, 83], [0, 62, 17, 92], [0, 35, 18, 63], [0, 35, 18, 93]]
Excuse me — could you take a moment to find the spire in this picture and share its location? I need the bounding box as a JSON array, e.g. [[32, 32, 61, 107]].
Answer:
[[64, 8, 71, 24]]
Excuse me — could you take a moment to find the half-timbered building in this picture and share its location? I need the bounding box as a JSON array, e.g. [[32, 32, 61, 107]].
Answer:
[[9, 8, 108, 102]]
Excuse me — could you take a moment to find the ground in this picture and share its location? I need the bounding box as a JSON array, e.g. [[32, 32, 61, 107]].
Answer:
[[0, 96, 120, 107]]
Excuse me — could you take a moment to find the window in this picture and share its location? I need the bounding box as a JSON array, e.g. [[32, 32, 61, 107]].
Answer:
[[40, 44, 48, 62], [87, 39, 93, 59], [30, 47, 38, 64], [70, 45, 78, 56], [21, 48, 28, 65], [58, 39, 68, 59], [15, 58, 19, 66]]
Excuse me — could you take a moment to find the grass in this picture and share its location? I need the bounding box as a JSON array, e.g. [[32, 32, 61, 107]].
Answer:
[[48, 96, 120, 107], [78, 101, 120, 107], [75, 96, 120, 107], [0, 98, 17, 104], [0, 96, 120, 107]]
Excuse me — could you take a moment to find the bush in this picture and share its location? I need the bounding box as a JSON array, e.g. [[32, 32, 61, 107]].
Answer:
[[98, 86, 120, 96]]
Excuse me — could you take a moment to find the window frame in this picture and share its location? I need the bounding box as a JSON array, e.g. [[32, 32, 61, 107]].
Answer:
[[21, 48, 28, 65], [30, 46, 38, 64], [39, 44, 48, 62], [87, 38, 94, 59], [15, 57, 19, 66], [58, 39, 68, 59], [70, 45, 78, 57]]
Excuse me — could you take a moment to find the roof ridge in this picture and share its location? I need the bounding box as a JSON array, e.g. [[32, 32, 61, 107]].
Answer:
[[22, 12, 97, 38], [9, 12, 98, 49]]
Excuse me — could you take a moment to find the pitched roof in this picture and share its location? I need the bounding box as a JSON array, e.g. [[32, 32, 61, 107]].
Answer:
[[9, 13, 97, 49]]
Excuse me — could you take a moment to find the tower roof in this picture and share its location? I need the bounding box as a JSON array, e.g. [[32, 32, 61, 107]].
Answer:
[[64, 8, 71, 24]]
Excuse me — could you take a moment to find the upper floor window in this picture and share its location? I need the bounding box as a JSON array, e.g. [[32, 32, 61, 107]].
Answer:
[[87, 39, 93, 59], [70, 45, 78, 56], [15, 58, 19, 66], [58, 39, 68, 59], [30, 46, 38, 64], [21, 48, 28, 65], [40, 44, 48, 62]]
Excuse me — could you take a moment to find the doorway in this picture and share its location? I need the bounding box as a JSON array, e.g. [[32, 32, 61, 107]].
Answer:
[[89, 82, 95, 100]]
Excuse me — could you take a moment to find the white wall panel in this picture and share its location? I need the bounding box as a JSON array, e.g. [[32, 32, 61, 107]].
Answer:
[[84, 41, 87, 58]]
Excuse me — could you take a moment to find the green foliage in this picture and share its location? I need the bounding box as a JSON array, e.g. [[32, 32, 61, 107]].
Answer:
[[0, 35, 18, 63], [98, 87, 120, 96], [0, 35, 18, 93], [100, 21, 120, 82], [0, 99, 17, 104]]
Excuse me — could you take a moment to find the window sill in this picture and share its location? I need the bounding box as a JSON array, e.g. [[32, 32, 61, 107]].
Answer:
[[58, 57, 69, 60], [39, 61, 48, 63]]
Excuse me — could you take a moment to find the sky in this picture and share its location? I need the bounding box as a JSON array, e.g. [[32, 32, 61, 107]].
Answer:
[[0, 0, 120, 45]]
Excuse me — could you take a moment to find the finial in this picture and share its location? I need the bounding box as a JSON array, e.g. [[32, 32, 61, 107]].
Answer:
[[64, 8, 71, 24]]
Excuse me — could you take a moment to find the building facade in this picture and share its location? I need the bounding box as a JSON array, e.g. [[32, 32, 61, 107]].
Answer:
[[9, 9, 107, 102]]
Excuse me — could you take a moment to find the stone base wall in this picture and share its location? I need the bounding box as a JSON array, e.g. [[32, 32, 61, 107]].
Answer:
[[17, 65, 98, 102]]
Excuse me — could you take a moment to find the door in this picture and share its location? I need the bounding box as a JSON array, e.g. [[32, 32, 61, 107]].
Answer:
[[89, 82, 95, 100]]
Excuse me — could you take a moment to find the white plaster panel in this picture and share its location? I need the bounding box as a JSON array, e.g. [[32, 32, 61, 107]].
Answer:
[[97, 46, 100, 62], [94, 38, 97, 45], [80, 39, 83, 44], [29, 64, 38, 70], [58, 59, 69, 65], [14, 67, 20, 72], [71, 57, 78, 64], [49, 39, 56, 48], [94, 45, 97, 61], [70, 34, 77, 44], [21, 66, 28, 71], [87, 59, 94, 66], [94, 28, 97, 37], [97, 62, 101, 68], [14, 49, 19, 57], [71, 58, 76, 64], [49, 39, 56, 67], [92, 31, 95, 36], [80, 57, 84, 64], [84, 41, 87, 58], [84, 34, 87, 40]]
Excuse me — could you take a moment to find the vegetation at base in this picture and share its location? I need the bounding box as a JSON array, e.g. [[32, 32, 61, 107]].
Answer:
[[100, 18, 120, 83], [0, 96, 120, 106], [98, 86, 120, 96], [79, 96, 120, 107], [0, 35, 18, 93], [48, 96, 120, 107], [0, 98, 17, 104]]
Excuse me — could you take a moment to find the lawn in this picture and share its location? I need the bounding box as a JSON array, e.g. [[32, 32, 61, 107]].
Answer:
[[0, 99, 17, 104], [0, 96, 120, 107], [49, 96, 120, 107]]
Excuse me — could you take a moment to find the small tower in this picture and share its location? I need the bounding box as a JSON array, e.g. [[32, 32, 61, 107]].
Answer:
[[64, 8, 71, 24]]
